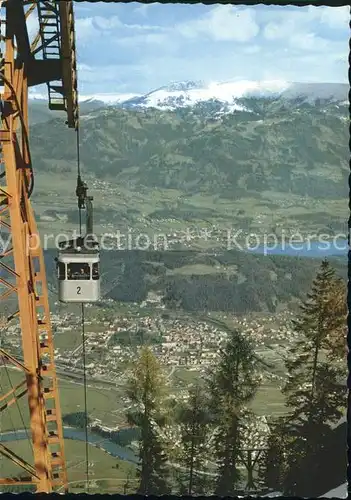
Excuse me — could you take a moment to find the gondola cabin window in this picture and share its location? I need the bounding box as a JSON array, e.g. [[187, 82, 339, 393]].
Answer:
[[67, 262, 91, 280], [57, 262, 66, 280], [92, 262, 99, 280]]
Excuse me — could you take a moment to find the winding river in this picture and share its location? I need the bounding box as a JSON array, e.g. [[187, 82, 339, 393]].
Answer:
[[0, 427, 138, 464]]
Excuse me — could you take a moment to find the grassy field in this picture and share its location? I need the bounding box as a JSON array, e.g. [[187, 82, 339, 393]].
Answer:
[[32, 168, 347, 249], [0, 439, 137, 494], [172, 362, 287, 417], [1, 367, 126, 431], [54, 328, 82, 351], [53, 321, 107, 351], [169, 264, 224, 276], [1, 344, 289, 435], [173, 367, 200, 385], [251, 381, 287, 417]]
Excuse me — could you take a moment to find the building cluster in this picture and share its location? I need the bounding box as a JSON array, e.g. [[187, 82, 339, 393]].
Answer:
[[1, 303, 299, 439], [3, 305, 297, 389], [32, 307, 295, 385]]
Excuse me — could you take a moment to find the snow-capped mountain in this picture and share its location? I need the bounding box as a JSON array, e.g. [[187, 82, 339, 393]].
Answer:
[[29, 91, 142, 107], [77, 93, 142, 105], [120, 80, 348, 111], [28, 80, 348, 115], [121, 79, 291, 111]]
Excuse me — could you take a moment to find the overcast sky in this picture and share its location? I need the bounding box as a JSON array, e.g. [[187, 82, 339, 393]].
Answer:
[[38, 3, 350, 95]]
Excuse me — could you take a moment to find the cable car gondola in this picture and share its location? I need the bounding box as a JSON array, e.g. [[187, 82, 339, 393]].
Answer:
[[56, 178, 101, 303]]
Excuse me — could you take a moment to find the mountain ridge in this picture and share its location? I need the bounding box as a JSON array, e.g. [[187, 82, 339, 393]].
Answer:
[[29, 94, 348, 231], [25, 78, 348, 243], [29, 80, 348, 115]]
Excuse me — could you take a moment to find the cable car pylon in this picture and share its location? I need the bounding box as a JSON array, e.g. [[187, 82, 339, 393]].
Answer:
[[0, 0, 78, 492], [0, 24, 67, 498]]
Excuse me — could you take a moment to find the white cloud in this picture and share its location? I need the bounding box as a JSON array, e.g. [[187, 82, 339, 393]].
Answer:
[[77, 62, 151, 92], [72, 5, 348, 93], [75, 17, 98, 43], [288, 33, 331, 52], [117, 33, 169, 47], [124, 23, 167, 32], [265, 6, 348, 28], [93, 16, 122, 30], [262, 6, 349, 41], [74, 13, 176, 55], [134, 4, 152, 18], [308, 5, 350, 29], [263, 20, 293, 40], [242, 45, 261, 54], [177, 6, 259, 42], [75, 14, 168, 47], [261, 4, 348, 73]]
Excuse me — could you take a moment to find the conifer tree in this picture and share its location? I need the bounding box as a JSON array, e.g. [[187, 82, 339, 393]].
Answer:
[[259, 417, 290, 492], [281, 259, 346, 495], [176, 383, 211, 495], [323, 274, 347, 362], [283, 260, 345, 422], [208, 330, 261, 496], [125, 346, 171, 495]]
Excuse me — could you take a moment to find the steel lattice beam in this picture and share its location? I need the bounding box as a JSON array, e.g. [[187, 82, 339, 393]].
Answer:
[[0, 0, 70, 493]]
